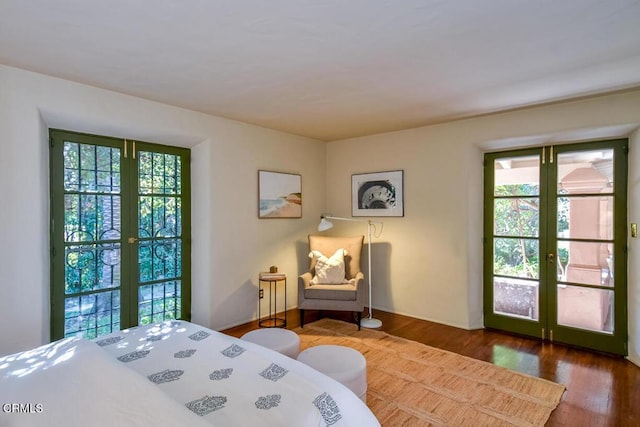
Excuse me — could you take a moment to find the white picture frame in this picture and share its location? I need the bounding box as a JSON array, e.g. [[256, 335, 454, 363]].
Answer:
[[258, 170, 302, 218]]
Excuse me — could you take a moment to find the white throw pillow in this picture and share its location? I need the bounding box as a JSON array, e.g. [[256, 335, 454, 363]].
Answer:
[[309, 248, 349, 285]]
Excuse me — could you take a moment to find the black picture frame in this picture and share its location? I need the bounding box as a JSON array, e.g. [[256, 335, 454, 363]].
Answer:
[[352, 170, 404, 217]]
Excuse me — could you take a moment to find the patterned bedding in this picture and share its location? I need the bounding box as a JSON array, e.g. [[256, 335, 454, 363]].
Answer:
[[0, 335, 211, 427], [1, 320, 379, 426]]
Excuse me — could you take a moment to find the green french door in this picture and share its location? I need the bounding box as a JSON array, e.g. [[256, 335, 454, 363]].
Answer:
[[484, 139, 628, 355], [49, 129, 191, 341]]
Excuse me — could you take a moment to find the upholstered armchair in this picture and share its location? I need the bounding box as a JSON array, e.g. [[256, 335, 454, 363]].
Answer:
[[298, 235, 365, 330]]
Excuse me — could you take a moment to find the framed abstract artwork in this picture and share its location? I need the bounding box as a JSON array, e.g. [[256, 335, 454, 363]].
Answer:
[[258, 170, 302, 218], [352, 170, 404, 217]]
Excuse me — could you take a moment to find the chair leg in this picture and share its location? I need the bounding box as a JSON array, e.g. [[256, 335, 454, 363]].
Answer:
[[357, 311, 362, 330], [300, 309, 305, 328]]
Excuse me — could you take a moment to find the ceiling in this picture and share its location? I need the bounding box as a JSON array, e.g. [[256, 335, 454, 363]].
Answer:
[[2, 0, 640, 141]]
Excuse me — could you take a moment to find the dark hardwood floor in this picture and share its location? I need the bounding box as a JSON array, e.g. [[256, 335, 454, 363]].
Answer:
[[223, 308, 640, 426]]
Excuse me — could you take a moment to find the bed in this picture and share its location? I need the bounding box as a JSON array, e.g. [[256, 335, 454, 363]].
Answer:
[[0, 320, 379, 426]]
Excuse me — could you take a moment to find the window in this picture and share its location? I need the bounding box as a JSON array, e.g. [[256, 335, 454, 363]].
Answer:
[[49, 129, 191, 340]]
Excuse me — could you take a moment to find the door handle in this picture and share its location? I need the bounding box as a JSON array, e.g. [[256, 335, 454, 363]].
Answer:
[[547, 252, 555, 263]]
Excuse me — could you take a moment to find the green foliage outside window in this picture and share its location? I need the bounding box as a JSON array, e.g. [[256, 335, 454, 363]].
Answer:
[[493, 184, 569, 279]]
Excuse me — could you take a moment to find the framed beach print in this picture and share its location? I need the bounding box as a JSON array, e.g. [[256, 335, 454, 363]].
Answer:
[[258, 170, 302, 218], [352, 170, 404, 217]]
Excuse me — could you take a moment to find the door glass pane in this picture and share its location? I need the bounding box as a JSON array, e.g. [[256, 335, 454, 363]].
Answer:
[[555, 146, 619, 343], [138, 151, 182, 195], [65, 244, 121, 293], [63, 141, 121, 339], [139, 196, 181, 238], [64, 194, 122, 242], [64, 143, 121, 193], [138, 240, 181, 282], [494, 238, 539, 279], [557, 241, 613, 287], [494, 198, 539, 237], [494, 155, 540, 196], [137, 150, 183, 324], [557, 285, 613, 334], [558, 196, 613, 240], [494, 278, 539, 320], [557, 149, 614, 195], [138, 281, 181, 325], [492, 154, 540, 321], [64, 291, 120, 339]]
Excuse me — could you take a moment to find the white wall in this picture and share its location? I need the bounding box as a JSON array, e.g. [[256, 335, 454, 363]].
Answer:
[[327, 90, 640, 362], [0, 65, 325, 356], [2, 63, 639, 363]]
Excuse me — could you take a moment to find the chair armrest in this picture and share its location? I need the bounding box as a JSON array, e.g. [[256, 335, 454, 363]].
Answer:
[[353, 271, 366, 305], [298, 272, 313, 305], [353, 271, 364, 284]]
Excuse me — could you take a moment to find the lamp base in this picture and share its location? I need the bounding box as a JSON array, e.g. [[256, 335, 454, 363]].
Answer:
[[360, 317, 382, 329]]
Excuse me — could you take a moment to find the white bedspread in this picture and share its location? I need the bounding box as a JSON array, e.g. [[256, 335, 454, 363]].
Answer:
[[96, 320, 379, 426], [0, 321, 379, 426], [0, 336, 210, 427]]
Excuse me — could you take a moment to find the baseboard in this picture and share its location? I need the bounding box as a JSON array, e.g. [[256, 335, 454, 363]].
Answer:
[[214, 305, 299, 332], [220, 305, 479, 332], [628, 354, 640, 368], [372, 306, 482, 331]]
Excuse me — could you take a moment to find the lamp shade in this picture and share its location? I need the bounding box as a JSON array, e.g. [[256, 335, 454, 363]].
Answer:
[[317, 218, 334, 232]]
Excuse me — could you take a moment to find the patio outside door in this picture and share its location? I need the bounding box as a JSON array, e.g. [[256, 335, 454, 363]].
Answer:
[[483, 139, 628, 355]]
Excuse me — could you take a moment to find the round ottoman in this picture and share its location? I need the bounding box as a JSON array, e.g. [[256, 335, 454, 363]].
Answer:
[[240, 328, 300, 358], [297, 345, 367, 403]]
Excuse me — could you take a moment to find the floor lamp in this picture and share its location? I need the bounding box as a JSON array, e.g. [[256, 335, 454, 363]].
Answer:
[[318, 215, 383, 329]]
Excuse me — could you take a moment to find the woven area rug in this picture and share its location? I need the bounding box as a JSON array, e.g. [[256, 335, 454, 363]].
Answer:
[[294, 319, 565, 426]]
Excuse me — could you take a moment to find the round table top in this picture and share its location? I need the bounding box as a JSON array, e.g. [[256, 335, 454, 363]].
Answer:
[[240, 328, 300, 358], [297, 344, 365, 379]]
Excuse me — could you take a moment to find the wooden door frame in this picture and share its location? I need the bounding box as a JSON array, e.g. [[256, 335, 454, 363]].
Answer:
[[483, 139, 628, 355]]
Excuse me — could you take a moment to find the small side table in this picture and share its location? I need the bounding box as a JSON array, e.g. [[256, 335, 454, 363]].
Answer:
[[258, 273, 287, 328]]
